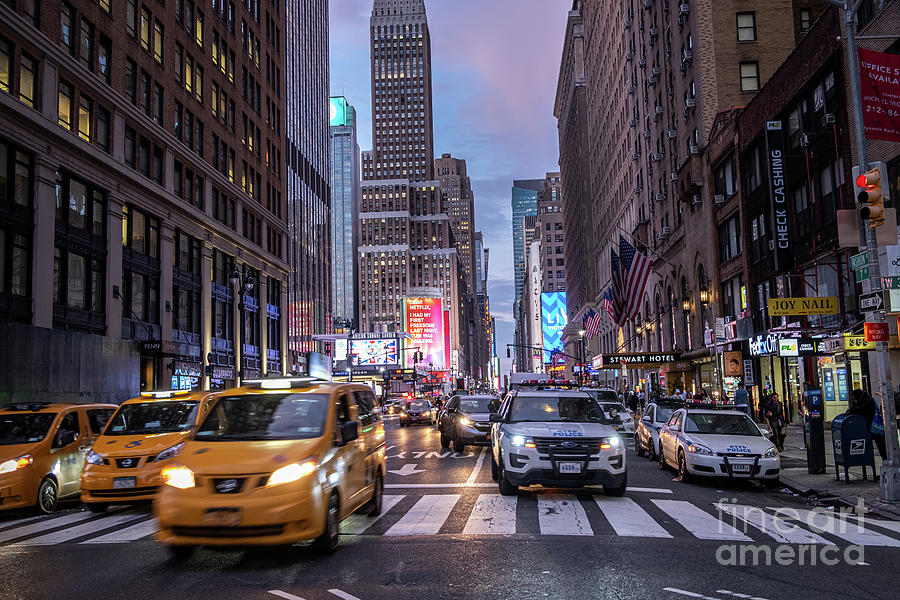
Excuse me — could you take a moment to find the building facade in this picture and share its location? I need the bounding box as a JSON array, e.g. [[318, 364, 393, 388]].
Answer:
[[0, 0, 297, 400], [511, 178, 542, 371], [329, 96, 359, 325], [435, 152, 475, 294]]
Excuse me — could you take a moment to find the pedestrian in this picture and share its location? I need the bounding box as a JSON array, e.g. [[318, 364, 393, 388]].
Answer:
[[734, 383, 750, 417], [846, 389, 886, 460], [628, 391, 638, 413], [765, 392, 786, 451]]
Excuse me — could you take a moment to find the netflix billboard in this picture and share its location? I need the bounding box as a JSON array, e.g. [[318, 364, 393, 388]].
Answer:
[[404, 297, 447, 370]]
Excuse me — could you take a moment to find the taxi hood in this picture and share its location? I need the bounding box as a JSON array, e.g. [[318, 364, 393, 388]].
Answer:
[[180, 439, 322, 475], [94, 431, 192, 456], [506, 421, 618, 438], [684, 433, 774, 454]]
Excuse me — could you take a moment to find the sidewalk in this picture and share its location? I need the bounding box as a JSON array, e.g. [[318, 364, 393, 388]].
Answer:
[[778, 423, 900, 520]]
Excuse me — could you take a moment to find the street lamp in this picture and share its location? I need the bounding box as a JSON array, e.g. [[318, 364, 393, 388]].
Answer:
[[230, 265, 255, 384], [681, 294, 691, 313]]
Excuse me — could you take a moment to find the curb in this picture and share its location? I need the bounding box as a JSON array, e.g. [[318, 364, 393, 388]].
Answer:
[[779, 472, 900, 521]]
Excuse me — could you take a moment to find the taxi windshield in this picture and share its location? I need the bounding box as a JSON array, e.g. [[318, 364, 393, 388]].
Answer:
[[458, 397, 497, 412], [510, 394, 609, 424], [684, 413, 760, 436], [195, 393, 329, 441], [0, 413, 57, 445], [407, 400, 430, 411], [105, 401, 199, 435]]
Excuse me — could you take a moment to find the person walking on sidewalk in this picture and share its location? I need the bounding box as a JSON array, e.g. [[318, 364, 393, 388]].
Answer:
[[765, 393, 786, 452], [734, 383, 750, 417], [846, 389, 887, 460]]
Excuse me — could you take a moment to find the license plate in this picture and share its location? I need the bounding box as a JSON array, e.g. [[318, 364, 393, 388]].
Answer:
[[731, 463, 752, 473], [558, 462, 582, 474], [113, 477, 136, 489], [204, 508, 241, 527]]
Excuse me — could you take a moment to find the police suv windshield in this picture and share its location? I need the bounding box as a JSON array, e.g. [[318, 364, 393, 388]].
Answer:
[[0, 413, 57, 445], [105, 401, 199, 435], [195, 393, 330, 441], [509, 394, 609, 424], [684, 413, 760, 436]]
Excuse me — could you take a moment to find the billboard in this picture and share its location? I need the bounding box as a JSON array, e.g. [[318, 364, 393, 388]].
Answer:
[[541, 292, 567, 363], [405, 297, 446, 369], [329, 97, 348, 127], [334, 338, 398, 366]]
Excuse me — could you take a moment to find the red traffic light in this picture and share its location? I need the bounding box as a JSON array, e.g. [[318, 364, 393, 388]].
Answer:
[[856, 173, 870, 189]]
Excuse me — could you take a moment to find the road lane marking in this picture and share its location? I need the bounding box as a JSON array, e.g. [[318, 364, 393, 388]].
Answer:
[[663, 588, 724, 600], [465, 447, 487, 484], [595, 497, 671, 538], [339, 495, 405, 535], [82, 518, 159, 543], [770, 508, 900, 547], [384, 494, 459, 536], [716, 591, 772, 600], [385, 483, 496, 489], [13, 510, 145, 545], [625, 487, 674, 494], [387, 463, 426, 476], [715, 504, 829, 545], [328, 590, 363, 600], [268, 591, 306, 600], [653, 500, 751, 541], [0, 511, 99, 543], [463, 494, 517, 534], [537, 495, 593, 536]]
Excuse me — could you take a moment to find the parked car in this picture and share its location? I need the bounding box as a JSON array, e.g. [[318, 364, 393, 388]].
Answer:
[[634, 397, 683, 459]]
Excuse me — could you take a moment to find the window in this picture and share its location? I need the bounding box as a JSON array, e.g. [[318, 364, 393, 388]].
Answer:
[[140, 8, 151, 52], [125, 58, 136, 103], [153, 83, 163, 124], [195, 12, 204, 47], [153, 21, 164, 64], [194, 66, 203, 102], [79, 19, 94, 70], [98, 36, 111, 84], [60, 3, 75, 55], [714, 155, 737, 198], [126, 0, 137, 37], [800, 9, 811, 32], [99, 0, 111, 13], [175, 44, 183, 83], [174, 101, 183, 139], [736, 12, 756, 41], [58, 81, 74, 131], [77, 95, 92, 142], [740, 62, 760, 92], [0, 37, 9, 94], [139, 71, 150, 115], [18, 55, 36, 107], [124, 126, 136, 167], [717, 217, 741, 262], [96, 106, 110, 151]]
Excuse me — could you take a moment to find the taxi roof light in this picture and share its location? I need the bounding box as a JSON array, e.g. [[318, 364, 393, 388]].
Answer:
[[139, 390, 192, 399], [244, 377, 320, 390]]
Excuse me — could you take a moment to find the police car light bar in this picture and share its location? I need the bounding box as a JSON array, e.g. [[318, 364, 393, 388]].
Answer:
[[518, 379, 580, 389]]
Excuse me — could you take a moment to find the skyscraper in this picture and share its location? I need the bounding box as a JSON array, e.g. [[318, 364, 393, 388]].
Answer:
[[329, 97, 360, 325], [511, 179, 543, 306], [537, 173, 564, 294], [435, 153, 475, 294]]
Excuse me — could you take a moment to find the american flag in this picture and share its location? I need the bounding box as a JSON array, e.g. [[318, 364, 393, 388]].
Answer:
[[602, 289, 617, 322], [619, 236, 653, 321], [610, 249, 626, 324], [582, 308, 602, 339]]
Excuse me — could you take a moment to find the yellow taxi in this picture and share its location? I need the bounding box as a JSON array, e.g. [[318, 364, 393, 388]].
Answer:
[[1, 402, 117, 513], [81, 390, 216, 512], [154, 378, 386, 557]]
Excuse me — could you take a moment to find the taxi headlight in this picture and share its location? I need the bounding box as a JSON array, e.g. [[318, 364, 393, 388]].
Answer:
[[160, 465, 195, 489], [687, 443, 713, 456], [155, 442, 185, 462], [85, 450, 104, 466], [764, 446, 779, 458], [0, 454, 33, 474], [267, 459, 317, 487], [458, 417, 472, 426]]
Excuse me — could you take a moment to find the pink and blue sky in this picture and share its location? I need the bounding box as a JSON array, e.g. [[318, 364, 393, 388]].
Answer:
[[329, 0, 571, 377]]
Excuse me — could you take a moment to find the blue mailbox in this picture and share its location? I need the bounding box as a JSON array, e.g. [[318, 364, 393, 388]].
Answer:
[[830, 414, 876, 482]]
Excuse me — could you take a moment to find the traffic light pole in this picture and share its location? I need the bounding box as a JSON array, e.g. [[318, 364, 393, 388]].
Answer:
[[830, 0, 900, 501]]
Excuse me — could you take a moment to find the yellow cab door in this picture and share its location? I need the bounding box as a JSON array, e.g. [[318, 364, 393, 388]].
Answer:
[[351, 388, 383, 492], [50, 409, 83, 496], [84, 407, 116, 445], [334, 390, 366, 514]]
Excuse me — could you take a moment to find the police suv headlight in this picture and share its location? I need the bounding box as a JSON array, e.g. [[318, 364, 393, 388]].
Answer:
[[687, 443, 713, 456], [510, 435, 535, 449], [600, 436, 621, 449], [155, 442, 185, 462], [764, 446, 779, 458], [85, 450, 104, 466]]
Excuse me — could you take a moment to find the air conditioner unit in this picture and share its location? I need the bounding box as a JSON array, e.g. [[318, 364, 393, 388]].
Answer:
[[650, 27, 659, 36], [689, 145, 700, 154], [661, 226, 672, 236], [682, 49, 693, 62], [655, 193, 666, 202], [652, 153, 662, 161], [626, 52, 633, 61], [713, 194, 725, 205], [667, 129, 677, 139], [768, 240, 775, 250], [671, 172, 679, 182], [665, 43, 672, 55], [679, 3, 690, 17], [691, 194, 702, 205], [655, 105, 664, 114], [667, 85, 674, 96], [643, 130, 651, 139], [628, 85, 636, 95], [625, 19, 632, 28], [652, 66, 661, 76], [643, 0, 653, 8], [639, 58, 647, 68], [800, 133, 810, 147], [685, 98, 696, 108], [630, 118, 637, 127], [634, 186, 643, 195], [823, 113, 836, 125], [632, 152, 640, 161], [648, 76, 657, 85]]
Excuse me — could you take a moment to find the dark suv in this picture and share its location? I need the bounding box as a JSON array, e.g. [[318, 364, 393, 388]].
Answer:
[[438, 395, 500, 452], [399, 399, 435, 427]]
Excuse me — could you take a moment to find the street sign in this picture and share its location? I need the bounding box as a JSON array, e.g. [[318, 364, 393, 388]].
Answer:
[[851, 251, 869, 271], [860, 291, 885, 312], [855, 266, 870, 283], [864, 322, 889, 343], [883, 276, 900, 289]]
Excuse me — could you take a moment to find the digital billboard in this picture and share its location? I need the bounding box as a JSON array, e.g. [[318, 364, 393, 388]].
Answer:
[[405, 297, 446, 369], [334, 338, 398, 365], [329, 97, 347, 127], [541, 291, 567, 363]]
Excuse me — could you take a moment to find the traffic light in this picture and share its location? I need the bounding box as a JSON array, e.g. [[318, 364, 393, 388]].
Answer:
[[856, 163, 888, 229]]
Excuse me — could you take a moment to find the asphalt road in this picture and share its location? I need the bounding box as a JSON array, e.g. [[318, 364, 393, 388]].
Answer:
[[1, 415, 898, 600]]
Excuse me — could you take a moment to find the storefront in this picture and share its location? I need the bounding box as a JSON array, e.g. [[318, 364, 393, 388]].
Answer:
[[597, 352, 684, 394], [818, 334, 870, 421], [658, 361, 692, 395]]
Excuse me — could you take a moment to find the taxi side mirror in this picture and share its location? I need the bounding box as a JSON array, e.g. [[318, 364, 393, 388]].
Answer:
[[54, 429, 77, 448], [489, 413, 503, 423], [340, 421, 359, 445]]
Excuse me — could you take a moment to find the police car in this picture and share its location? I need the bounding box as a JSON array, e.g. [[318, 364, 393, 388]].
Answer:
[[657, 400, 780, 486], [489, 380, 627, 497], [634, 397, 683, 460]]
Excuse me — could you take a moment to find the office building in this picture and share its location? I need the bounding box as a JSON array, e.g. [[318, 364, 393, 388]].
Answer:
[[329, 96, 359, 325]]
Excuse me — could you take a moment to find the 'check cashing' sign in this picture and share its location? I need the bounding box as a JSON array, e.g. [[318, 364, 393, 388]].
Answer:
[[766, 121, 793, 272]]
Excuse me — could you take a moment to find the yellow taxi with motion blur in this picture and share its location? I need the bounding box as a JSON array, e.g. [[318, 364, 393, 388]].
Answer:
[[154, 378, 386, 557], [81, 390, 216, 512], [1, 402, 117, 513]]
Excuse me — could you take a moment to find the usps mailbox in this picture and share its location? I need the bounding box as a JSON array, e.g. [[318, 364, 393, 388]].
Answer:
[[830, 414, 876, 481]]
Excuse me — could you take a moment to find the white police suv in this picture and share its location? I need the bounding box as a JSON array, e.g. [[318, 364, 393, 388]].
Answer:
[[658, 401, 780, 486], [489, 380, 627, 496]]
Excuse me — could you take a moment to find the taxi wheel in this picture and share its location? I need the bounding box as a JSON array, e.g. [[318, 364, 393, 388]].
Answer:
[[314, 494, 340, 555], [677, 451, 693, 483], [88, 503, 109, 514], [36, 477, 58, 514], [366, 475, 384, 516]]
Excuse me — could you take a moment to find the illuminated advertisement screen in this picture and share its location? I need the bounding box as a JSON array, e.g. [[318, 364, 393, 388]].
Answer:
[[541, 291, 567, 363], [405, 297, 446, 369], [334, 339, 398, 365], [329, 97, 347, 126]]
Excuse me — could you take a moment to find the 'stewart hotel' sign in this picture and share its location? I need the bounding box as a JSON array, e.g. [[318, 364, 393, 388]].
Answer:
[[765, 121, 793, 272], [599, 352, 683, 368]]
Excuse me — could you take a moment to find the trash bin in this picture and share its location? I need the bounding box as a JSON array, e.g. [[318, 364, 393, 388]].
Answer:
[[830, 414, 876, 482], [804, 388, 826, 474]]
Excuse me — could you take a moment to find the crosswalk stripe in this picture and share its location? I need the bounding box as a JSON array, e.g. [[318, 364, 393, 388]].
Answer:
[[0, 513, 51, 532], [715, 504, 830, 545], [81, 518, 158, 543], [538, 495, 593, 536], [771, 508, 900, 547], [339, 495, 405, 535], [653, 500, 751, 541], [13, 511, 145, 546], [384, 494, 459, 536], [0, 511, 98, 543], [595, 497, 672, 538], [865, 518, 900, 535], [463, 494, 517, 534]]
